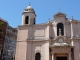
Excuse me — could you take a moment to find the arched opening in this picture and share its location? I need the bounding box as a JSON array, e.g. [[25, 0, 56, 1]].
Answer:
[[25, 16, 29, 24], [34, 18, 35, 24], [35, 53, 41, 60], [57, 23, 64, 36]]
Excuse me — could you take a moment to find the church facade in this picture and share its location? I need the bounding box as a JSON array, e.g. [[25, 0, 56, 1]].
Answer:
[[15, 5, 80, 60]]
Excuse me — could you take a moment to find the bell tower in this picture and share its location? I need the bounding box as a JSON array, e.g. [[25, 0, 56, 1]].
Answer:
[[22, 4, 36, 25]]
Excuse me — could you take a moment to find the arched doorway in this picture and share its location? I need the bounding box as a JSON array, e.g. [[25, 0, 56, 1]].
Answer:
[[35, 53, 41, 60]]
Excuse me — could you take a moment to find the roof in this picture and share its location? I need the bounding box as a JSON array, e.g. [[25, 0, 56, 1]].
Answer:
[[23, 5, 35, 13], [54, 12, 67, 17], [0, 18, 8, 23]]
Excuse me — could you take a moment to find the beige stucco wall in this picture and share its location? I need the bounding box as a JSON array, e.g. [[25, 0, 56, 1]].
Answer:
[[26, 41, 49, 60], [15, 42, 27, 60], [15, 12, 80, 60], [17, 27, 28, 41], [73, 40, 80, 60]]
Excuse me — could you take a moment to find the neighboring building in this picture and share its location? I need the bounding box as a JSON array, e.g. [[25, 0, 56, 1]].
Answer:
[[3, 26, 17, 60], [0, 18, 17, 60], [15, 5, 80, 60], [0, 18, 8, 60]]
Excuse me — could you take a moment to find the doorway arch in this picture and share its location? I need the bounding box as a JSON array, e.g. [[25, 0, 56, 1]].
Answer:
[[35, 53, 41, 60]]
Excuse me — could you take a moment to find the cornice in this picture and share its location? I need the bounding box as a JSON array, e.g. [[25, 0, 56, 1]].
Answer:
[[18, 23, 52, 27]]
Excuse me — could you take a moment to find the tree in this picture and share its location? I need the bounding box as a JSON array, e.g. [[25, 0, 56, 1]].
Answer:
[[0, 22, 4, 26], [0, 22, 4, 38]]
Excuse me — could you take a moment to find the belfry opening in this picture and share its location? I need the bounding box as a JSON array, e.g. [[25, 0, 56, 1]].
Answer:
[[25, 16, 29, 24]]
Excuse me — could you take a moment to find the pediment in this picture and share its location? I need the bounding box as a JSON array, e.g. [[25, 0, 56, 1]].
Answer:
[[55, 36, 67, 43], [50, 36, 71, 47], [54, 12, 66, 18]]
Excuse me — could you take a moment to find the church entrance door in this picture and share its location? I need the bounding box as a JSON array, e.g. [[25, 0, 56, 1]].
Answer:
[[56, 57, 67, 60]]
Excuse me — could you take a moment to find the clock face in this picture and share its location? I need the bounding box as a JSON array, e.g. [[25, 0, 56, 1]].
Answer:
[[58, 38, 63, 43]]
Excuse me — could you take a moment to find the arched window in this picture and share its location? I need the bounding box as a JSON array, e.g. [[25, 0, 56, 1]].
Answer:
[[34, 18, 35, 24], [35, 53, 41, 60], [25, 16, 29, 24], [57, 23, 64, 36]]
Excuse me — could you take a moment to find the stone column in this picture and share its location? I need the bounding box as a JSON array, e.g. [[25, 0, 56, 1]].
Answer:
[[29, 17, 31, 25], [55, 26, 57, 37], [64, 24, 66, 36], [71, 22, 73, 38], [22, 15, 25, 25], [52, 54, 53, 60], [69, 53, 71, 60], [52, 53, 54, 60]]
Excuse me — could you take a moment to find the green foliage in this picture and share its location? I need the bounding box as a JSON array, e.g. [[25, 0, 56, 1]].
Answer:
[[0, 43, 2, 47], [0, 22, 4, 26], [0, 22, 3, 37]]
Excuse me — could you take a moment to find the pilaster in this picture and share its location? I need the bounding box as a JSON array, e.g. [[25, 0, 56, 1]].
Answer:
[[68, 52, 71, 60]]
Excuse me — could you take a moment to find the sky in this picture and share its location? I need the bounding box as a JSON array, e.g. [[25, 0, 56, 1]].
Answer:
[[0, 0, 80, 28]]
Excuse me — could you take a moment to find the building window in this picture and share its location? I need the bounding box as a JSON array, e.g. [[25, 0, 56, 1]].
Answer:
[[0, 29, 3, 32], [34, 18, 35, 24], [25, 16, 29, 24], [0, 29, 3, 39], [57, 23, 64, 36], [0, 35, 2, 39], [35, 53, 41, 60]]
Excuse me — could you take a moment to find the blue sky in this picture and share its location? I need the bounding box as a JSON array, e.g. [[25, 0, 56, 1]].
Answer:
[[0, 0, 80, 28]]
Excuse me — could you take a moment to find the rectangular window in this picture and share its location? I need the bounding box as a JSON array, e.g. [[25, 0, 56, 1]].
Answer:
[[0, 35, 2, 39]]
